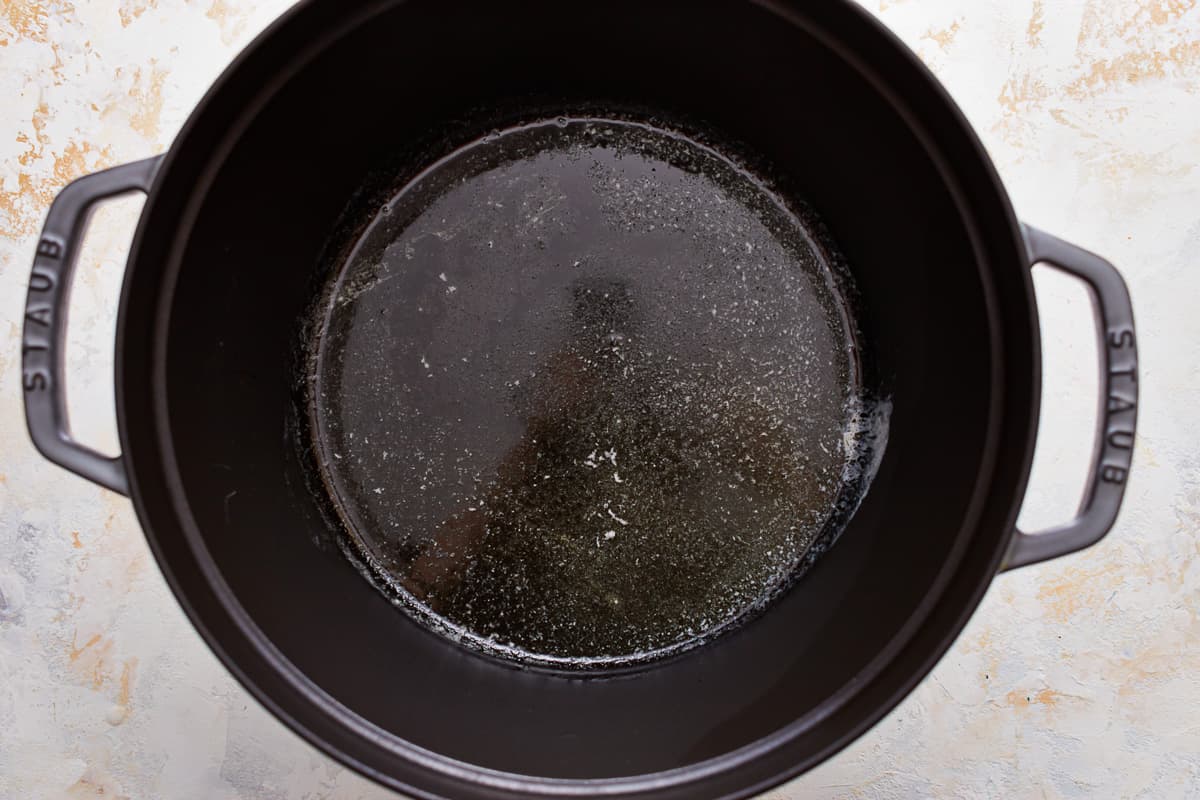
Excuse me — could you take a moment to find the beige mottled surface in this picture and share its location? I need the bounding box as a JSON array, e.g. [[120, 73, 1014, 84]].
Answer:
[[0, 1, 1196, 797]]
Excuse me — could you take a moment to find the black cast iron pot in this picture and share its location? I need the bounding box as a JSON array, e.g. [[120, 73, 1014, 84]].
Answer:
[[21, 1, 1138, 798]]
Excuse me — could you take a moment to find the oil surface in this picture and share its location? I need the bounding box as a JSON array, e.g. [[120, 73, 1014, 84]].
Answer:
[[312, 117, 867, 666]]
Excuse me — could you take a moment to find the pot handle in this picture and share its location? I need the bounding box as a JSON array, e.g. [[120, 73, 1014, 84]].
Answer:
[[1002, 225, 1138, 570], [21, 157, 161, 496]]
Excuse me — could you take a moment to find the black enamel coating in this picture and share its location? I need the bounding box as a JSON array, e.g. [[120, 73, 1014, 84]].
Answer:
[[21, 1, 1137, 798]]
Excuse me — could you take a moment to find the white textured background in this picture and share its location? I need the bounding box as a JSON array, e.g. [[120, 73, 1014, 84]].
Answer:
[[0, 1, 1197, 797]]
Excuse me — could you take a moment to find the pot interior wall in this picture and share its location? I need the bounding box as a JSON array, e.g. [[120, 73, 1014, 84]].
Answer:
[[160, 0, 996, 779]]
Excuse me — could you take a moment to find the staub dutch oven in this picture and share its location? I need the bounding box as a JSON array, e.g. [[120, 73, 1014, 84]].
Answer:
[[22, 1, 1138, 798]]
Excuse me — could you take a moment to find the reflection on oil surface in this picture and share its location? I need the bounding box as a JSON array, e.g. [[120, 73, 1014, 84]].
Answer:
[[312, 117, 870, 666]]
